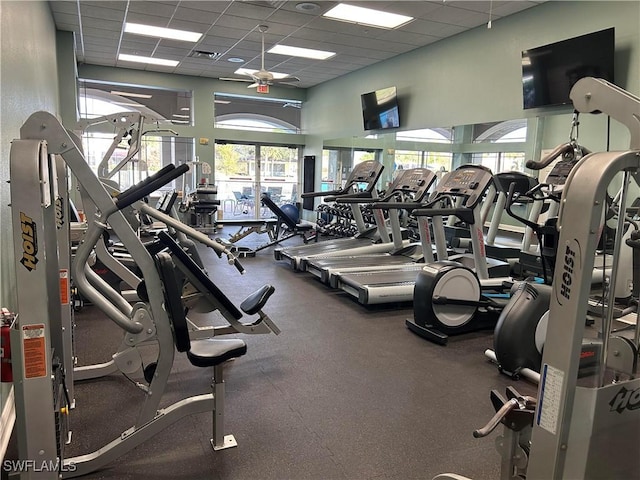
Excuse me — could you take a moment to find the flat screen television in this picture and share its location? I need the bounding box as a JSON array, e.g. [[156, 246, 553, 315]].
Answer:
[[522, 27, 615, 109], [361, 86, 400, 130]]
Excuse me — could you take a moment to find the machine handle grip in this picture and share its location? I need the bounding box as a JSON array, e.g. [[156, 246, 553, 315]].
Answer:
[[116, 164, 189, 210], [473, 395, 537, 438], [230, 255, 246, 275], [473, 399, 519, 438], [525, 143, 574, 170]]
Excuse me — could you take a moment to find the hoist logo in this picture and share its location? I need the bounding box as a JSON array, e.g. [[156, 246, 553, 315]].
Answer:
[[609, 386, 640, 414], [560, 245, 576, 300], [55, 197, 64, 229], [19, 212, 38, 271], [556, 239, 580, 305]]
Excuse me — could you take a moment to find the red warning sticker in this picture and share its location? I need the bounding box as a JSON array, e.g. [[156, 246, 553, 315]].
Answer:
[[22, 324, 47, 379], [59, 269, 69, 305]]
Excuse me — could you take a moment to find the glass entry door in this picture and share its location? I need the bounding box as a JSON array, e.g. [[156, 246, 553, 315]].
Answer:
[[214, 142, 300, 219]]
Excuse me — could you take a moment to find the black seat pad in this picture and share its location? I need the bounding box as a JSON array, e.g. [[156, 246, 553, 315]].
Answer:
[[187, 338, 247, 367]]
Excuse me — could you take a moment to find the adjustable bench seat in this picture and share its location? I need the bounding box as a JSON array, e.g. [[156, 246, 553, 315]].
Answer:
[[155, 251, 247, 450]]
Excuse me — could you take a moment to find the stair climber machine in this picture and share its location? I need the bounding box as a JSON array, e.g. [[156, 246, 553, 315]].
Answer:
[[406, 165, 513, 345], [303, 167, 437, 286], [433, 76, 640, 480], [274, 160, 386, 270], [486, 136, 638, 383]]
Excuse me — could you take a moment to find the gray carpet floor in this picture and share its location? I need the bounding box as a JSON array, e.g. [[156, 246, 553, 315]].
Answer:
[[3, 231, 538, 480]]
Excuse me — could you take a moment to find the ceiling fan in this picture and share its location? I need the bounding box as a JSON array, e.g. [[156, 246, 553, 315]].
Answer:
[[226, 25, 300, 89]]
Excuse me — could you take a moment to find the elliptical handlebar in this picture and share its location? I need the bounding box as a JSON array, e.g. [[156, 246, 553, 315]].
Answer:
[[505, 182, 546, 231]]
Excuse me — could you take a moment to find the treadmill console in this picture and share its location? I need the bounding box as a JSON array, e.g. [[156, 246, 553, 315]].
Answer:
[[433, 165, 494, 208], [390, 167, 437, 201], [347, 160, 385, 188]]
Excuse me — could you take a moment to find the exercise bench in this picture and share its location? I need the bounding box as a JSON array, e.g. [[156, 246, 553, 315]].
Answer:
[[155, 251, 247, 450], [214, 194, 317, 257]]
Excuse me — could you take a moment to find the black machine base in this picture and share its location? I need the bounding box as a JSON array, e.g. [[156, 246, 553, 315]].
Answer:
[[410, 261, 504, 345], [406, 310, 499, 345]]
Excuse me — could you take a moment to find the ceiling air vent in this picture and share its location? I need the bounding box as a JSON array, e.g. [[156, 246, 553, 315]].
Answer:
[[189, 50, 222, 60], [241, 1, 288, 9]]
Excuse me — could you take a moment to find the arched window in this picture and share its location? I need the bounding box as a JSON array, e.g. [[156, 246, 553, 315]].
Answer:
[[214, 93, 302, 134], [215, 114, 298, 133], [472, 119, 528, 172]]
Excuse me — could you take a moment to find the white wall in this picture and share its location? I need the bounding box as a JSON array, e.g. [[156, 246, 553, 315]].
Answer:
[[0, 1, 60, 307]]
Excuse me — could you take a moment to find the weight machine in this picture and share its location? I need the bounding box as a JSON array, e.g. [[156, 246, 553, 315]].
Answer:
[[7, 112, 274, 478], [434, 77, 640, 479]]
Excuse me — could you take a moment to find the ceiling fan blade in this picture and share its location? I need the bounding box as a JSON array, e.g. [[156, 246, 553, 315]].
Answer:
[[272, 76, 300, 84], [247, 83, 259, 88], [219, 77, 253, 83]]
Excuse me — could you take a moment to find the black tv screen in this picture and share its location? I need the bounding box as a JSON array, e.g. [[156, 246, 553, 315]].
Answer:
[[361, 86, 399, 130], [522, 28, 615, 109]]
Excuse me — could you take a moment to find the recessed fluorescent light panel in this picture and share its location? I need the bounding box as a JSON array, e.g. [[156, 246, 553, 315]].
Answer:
[[124, 22, 202, 42], [234, 68, 289, 80], [323, 3, 413, 29], [268, 45, 335, 60], [118, 54, 179, 67]]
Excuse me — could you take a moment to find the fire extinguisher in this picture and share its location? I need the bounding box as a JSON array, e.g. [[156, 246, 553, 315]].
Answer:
[[1, 308, 15, 383]]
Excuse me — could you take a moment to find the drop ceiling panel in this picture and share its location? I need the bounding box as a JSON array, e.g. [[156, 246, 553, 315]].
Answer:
[[172, 7, 224, 25], [127, 2, 179, 18], [175, 1, 233, 13], [78, 5, 126, 22], [80, 17, 123, 31], [51, 11, 81, 27], [49, 0, 544, 89]]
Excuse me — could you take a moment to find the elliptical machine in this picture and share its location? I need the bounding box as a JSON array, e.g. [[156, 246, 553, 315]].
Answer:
[[407, 165, 511, 345]]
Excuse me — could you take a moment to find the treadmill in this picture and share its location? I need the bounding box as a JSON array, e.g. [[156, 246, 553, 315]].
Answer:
[[273, 160, 385, 270], [304, 167, 437, 285], [334, 165, 509, 305]]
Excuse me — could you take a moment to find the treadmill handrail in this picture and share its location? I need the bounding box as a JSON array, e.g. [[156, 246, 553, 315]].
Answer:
[[301, 160, 384, 199], [331, 192, 376, 203], [412, 206, 475, 225]]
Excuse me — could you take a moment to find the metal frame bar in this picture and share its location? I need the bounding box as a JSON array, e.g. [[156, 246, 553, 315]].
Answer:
[[528, 78, 640, 479]]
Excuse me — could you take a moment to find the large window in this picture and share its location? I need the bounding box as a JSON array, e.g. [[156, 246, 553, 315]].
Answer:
[[78, 79, 195, 193], [78, 80, 192, 125], [395, 128, 454, 173], [82, 133, 195, 192], [215, 142, 300, 218]]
